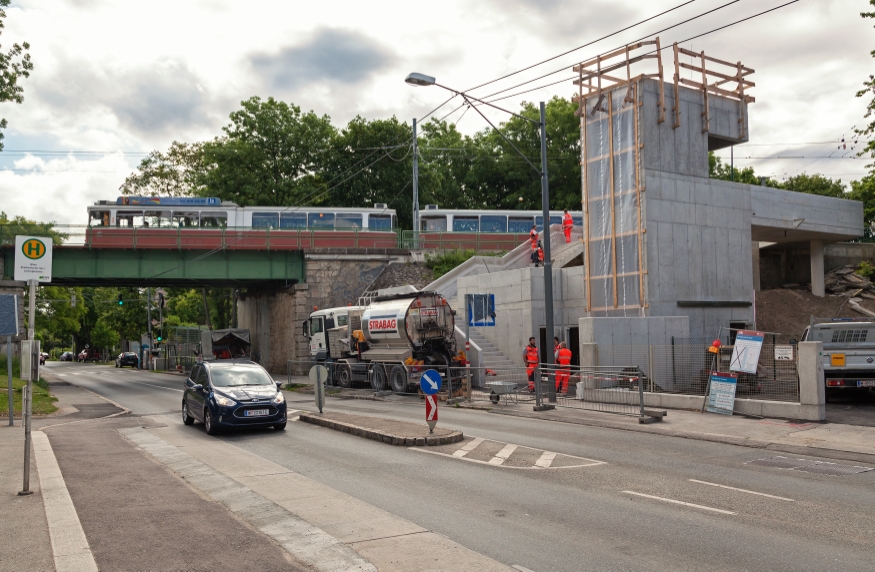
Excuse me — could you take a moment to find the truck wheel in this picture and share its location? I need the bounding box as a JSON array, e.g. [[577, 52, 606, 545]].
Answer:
[[390, 365, 408, 394], [337, 365, 352, 388], [371, 365, 388, 391]]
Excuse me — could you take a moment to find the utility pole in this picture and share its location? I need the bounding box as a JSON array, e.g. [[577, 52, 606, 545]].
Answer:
[[537, 101, 556, 409], [412, 117, 420, 248], [20, 280, 37, 495], [146, 287, 152, 371]]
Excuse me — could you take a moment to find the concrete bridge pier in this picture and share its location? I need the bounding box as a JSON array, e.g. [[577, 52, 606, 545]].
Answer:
[[237, 250, 408, 375]]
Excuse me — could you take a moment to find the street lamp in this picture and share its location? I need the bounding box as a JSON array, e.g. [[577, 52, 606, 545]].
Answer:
[[405, 72, 556, 410]]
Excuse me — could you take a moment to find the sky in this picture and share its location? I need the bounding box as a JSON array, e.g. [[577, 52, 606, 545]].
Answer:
[[0, 0, 871, 225]]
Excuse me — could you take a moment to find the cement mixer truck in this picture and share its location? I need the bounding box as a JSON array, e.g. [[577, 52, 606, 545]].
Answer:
[[302, 291, 464, 394]]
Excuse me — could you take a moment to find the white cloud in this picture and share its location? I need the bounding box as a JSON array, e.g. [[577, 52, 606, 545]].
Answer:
[[0, 0, 872, 224]]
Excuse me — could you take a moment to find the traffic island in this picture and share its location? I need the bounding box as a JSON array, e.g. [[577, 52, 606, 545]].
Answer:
[[299, 411, 464, 446]]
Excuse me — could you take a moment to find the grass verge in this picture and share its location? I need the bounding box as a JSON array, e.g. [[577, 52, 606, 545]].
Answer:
[[0, 376, 58, 416]]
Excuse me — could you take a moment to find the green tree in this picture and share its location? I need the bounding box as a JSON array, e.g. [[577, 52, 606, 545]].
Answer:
[[164, 289, 205, 325], [119, 141, 206, 197], [0, 0, 32, 152], [850, 175, 875, 236], [856, 1, 875, 168], [201, 96, 337, 206], [781, 173, 846, 198], [89, 318, 118, 357], [0, 212, 66, 245]]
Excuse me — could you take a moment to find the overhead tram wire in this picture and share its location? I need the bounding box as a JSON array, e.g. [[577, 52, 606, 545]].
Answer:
[[481, 0, 801, 106], [463, 0, 699, 93]]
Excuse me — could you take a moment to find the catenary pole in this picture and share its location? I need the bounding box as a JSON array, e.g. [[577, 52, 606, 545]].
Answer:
[[539, 102, 557, 407], [412, 117, 420, 248]]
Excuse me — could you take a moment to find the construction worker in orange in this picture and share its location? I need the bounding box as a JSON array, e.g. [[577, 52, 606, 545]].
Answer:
[[529, 224, 538, 248], [562, 209, 573, 243], [524, 337, 539, 391], [555, 341, 572, 394]]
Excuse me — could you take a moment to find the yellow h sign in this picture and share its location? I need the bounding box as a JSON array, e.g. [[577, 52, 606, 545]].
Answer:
[[21, 238, 46, 260]]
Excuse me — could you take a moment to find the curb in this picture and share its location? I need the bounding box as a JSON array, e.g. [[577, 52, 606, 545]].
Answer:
[[299, 413, 464, 446], [482, 406, 875, 466]]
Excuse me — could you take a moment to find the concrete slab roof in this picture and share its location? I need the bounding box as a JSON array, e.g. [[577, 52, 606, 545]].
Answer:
[[750, 185, 863, 244]]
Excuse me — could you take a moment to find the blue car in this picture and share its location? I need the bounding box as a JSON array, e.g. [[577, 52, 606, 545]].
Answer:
[[182, 360, 287, 435]]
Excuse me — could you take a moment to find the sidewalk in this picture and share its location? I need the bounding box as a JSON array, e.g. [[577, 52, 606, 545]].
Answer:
[[461, 400, 875, 464]]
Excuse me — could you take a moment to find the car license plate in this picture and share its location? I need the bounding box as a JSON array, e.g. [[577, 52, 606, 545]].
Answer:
[[858, 380, 875, 387], [831, 354, 846, 367], [244, 409, 269, 417]]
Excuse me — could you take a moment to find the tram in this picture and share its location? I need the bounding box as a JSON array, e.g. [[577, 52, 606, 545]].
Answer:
[[88, 197, 397, 230], [417, 205, 583, 233]]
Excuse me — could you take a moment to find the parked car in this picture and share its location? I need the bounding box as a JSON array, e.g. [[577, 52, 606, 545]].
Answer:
[[77, 348, 100, 362], [182, 360, 286, 435], [59, 351, 74, 362], [115, 352, 139, 368]]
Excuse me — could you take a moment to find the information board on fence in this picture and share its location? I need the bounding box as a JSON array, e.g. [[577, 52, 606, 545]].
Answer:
[[729, 330, 764, 374], [706, 372, 738, 415], [774, 345, 794, 361]]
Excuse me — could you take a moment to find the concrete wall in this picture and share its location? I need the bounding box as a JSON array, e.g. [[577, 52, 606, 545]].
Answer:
[[642, 170, 754, 338], [579, 316, 689, 346], [758, 242, 875, 290], [457, 265, 587, 366], [751, 186, 863, 241], [639, 79, 748, 180]]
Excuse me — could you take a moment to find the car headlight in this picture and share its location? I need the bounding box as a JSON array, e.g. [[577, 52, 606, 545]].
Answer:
[[272, 392, 285, 404], [214, 393, 236, 406]]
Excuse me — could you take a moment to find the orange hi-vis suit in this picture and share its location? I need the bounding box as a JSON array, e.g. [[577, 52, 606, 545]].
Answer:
[[556, 347, 572, 393], [537, 247, 544, 264], [530, 228, 539, 250], [524, 344, 539, 391], [562, 213, 573, 243]]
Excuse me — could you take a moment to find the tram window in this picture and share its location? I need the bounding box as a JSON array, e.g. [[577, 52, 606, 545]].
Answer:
[[453, 216, 479, 232], [480, 215, 507, 233], [508, 216, 534, 233], [572, 216, 583, 227], [535, 216, 563, 232], [116, 210, 143, 228], [421, 216, 447, 231], [144, 210, 171, 227], [252, 212, 279, 229], [369, 214, 391, 230], [90, 211, 110, 227], [336, 214, 362, 229], [201, 213, 228, 228], [172, 211, 199, 228], [308, 212, 335, 229], [280, 213, 306, 229]]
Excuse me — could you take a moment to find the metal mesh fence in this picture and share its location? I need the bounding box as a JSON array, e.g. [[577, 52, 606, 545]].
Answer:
[[599, 343, 800, 402]]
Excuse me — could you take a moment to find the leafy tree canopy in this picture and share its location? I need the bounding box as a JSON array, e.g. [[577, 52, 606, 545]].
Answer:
[[0, 0, 32, 152]]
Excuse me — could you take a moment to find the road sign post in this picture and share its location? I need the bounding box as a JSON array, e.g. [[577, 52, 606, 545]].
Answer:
[[309, 364, 328, 413], [425, 394, 438, 433], [420, 369, 442, 433]]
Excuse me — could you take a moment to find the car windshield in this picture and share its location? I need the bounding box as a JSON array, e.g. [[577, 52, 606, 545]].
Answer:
[[209, 365, 273, 387]]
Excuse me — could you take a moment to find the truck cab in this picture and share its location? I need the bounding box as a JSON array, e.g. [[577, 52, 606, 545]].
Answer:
[[302, 307, 363, 359], [801, 318, 875, 394]]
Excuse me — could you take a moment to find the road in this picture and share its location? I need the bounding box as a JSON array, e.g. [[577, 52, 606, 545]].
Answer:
[[45, 361, 875, 571]]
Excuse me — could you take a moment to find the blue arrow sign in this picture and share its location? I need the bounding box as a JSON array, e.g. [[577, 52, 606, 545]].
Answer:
[[419, 369, 442, 395]]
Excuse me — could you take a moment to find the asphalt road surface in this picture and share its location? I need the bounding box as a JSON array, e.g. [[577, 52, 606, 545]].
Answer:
[[46, 361, 875, 572]]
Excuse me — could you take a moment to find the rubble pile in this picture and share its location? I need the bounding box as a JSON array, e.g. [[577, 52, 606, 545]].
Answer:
[[824, 265, 875, 297]]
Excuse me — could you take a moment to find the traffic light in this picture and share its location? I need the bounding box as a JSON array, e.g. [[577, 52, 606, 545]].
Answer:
[[156, 334, 162, 342], [118, 294, 123, 306]]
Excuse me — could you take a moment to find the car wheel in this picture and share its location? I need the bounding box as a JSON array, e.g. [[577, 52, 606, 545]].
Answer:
[[389, 365, 408, 394], [204, 408, 219, 435], [274, 422, 287, 431], [337, 364, 352, 388], [182, 401, 194, 425], [370, 365, 388, 391]]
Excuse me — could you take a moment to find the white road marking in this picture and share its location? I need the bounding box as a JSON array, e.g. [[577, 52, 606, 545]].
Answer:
[[131, 381, 184, 392], [453, 437, 485, 457], [689, 479, 795, 501], [512, 566, 537, 572], [622, 491, 736, 515], [534, 451, 557, 469], [32, 431, 99, 571], [488, 443, 518, 465]]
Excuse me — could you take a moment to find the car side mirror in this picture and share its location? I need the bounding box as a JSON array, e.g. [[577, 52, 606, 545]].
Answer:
[[276, 381, 283, 392], [191, 384, 203, 391]]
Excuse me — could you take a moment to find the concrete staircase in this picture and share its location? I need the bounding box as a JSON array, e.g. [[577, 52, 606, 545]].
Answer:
[[468, 330, 517, 370]]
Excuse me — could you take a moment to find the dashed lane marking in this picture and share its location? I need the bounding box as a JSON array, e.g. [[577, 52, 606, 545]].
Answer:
[[689, 479, 795, 501], [622, 491, 736, 515]]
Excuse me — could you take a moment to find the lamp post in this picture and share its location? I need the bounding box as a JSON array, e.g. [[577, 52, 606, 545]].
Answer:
[[405, 72, 556, 409]]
